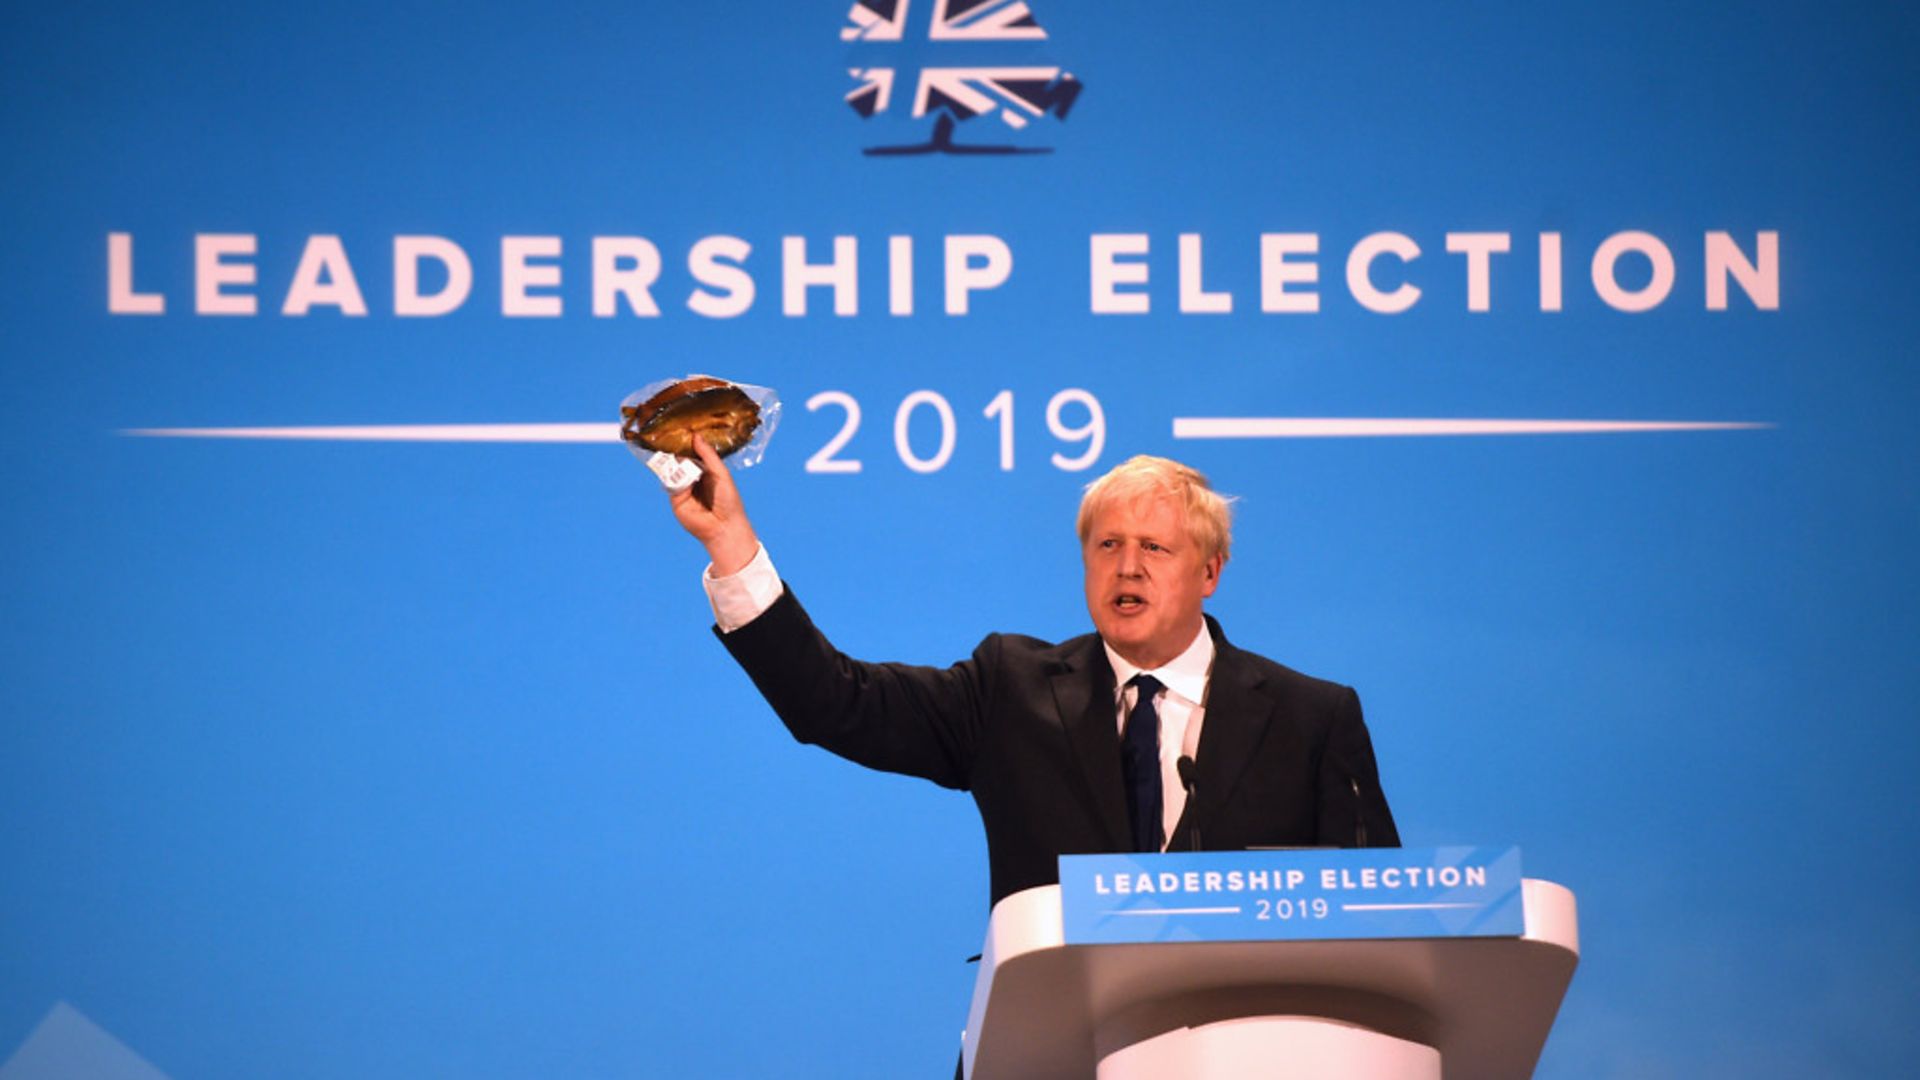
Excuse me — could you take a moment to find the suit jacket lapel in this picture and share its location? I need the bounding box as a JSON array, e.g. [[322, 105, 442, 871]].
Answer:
[[1175, 620, 1276, 848], [1049, 639, 1130, 851]]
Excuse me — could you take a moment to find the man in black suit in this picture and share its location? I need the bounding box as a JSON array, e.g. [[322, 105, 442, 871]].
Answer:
[[668, 438, 1398, 907]]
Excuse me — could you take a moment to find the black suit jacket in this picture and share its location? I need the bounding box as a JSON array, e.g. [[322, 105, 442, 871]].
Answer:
[[720, 586, 1400, 906]]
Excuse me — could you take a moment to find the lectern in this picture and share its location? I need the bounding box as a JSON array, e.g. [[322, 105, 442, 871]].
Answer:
[[961, 850, 1578, 1079]]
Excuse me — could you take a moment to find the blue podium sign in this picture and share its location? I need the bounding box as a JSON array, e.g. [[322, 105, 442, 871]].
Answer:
[[1059, 846, 1524, 945]]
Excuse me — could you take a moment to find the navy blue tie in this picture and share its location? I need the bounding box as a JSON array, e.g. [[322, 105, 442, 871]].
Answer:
[[1122, 674, 1165, 853]]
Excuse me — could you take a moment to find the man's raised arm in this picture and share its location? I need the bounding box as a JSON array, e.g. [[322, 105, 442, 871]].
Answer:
[[657, 435, 981, 790], [667, 435, 779, 631]]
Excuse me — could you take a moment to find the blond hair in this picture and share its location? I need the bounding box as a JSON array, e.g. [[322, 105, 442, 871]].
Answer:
[[1076, 455, 1235, 561]]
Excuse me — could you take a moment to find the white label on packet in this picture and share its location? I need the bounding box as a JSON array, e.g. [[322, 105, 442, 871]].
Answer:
[[646, 450, 703, 493]]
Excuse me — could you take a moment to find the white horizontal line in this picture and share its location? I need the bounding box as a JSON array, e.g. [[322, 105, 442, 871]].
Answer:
[[1341, 902, 1483, 911], [121, 423, 621, 443], [1172, 418, 1772, 439], [121, 417, 1775, 444], [1106, 906, 1243, 916]]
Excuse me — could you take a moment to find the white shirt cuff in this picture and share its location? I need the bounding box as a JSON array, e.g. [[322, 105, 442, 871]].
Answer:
[[703, 543, 782, 632]]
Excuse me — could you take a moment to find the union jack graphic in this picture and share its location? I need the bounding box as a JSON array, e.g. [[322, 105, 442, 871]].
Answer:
[[841, 0, 1083, 155]]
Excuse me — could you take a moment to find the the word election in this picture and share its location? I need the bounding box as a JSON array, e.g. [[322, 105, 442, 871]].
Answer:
[[105, 230, 1780, 319], [804, 389, 1105, 475]]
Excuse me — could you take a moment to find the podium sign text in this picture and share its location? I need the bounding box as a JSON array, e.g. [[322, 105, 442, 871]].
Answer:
[[1059, 846, 1524, 945]]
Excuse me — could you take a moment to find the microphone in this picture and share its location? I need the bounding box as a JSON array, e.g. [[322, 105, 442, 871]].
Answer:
[[1177, 755, 1202, 852], [1323, 748, 1370, 848], [1349, 776, 1368, 848]]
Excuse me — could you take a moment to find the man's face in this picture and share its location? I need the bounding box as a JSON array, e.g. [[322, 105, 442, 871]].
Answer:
[[1082, 494, 1223, 670]]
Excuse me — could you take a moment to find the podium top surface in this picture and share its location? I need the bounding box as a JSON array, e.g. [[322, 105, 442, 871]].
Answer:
[[963, 877, 1579, 1080]]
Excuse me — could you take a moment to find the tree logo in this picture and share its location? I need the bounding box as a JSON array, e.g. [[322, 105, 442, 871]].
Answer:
[[842, 0, 1083, 156]]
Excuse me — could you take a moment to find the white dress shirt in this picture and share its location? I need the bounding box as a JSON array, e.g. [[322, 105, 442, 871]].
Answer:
[[704, 543, 784, 632], [1103, 625, 1213, 851], [704, 544, 1214, 850]]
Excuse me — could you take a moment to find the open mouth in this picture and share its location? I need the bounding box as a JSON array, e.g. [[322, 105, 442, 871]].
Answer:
[[1113, 593, 1147, 613]]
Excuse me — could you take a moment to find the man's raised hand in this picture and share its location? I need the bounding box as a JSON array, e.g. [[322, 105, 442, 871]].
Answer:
[[667, 435, 760, 576]]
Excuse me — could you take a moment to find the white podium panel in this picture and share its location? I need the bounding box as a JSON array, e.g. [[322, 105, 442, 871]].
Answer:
[[1099, 1014, 1441, 1080], [963, 878, 1578, 1080]]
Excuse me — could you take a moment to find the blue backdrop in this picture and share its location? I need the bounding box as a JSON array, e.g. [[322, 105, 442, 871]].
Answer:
[[4, 2, 1917, 1076]]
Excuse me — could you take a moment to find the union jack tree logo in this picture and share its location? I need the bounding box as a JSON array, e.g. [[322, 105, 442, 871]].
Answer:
[[842, 0, 1084, 156]]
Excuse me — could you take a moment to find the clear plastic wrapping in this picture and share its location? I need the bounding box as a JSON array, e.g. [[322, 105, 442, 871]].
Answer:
[[618, 374, 782, 470]]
